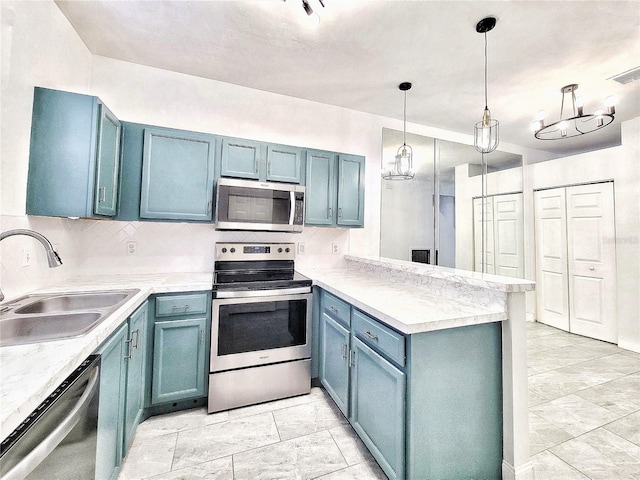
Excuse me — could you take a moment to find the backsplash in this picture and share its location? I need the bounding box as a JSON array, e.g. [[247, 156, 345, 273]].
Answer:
[[0, 215, 349, 300]]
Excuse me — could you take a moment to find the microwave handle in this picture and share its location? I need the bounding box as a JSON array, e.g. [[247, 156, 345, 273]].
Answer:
[[289, 191, 295, 225]]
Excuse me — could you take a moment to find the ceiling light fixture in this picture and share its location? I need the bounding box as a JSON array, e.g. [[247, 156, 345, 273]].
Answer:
[[532, 84, 616, 140], [383, 82, 415, 181], [301, 0, 321, 26], [474, 16, 499, 154]]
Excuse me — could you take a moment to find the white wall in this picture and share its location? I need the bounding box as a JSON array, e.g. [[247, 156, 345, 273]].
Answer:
[[524, 117, 640, 352]]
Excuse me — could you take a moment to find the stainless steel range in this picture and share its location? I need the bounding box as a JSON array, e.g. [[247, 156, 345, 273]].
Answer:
[[208, 242, 313, 413]]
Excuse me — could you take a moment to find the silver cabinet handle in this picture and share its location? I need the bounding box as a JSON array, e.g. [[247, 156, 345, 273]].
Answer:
[[328, 207, 333, 219], [172, 305, 190, 312], [329, 306, 339, 314], [341, 343, 348, 360], [349, 349, 356, 367], [364, 331, 378, 341], [267, 160, 271, 175], [131, 329, 140, 349], [98, 186, 106, 203], [338, 207, 343, 218], [208, 200, 212, 213], [255, 158, 259, 174], [124, 338, 133, 360], [200, 329, 205, 345]]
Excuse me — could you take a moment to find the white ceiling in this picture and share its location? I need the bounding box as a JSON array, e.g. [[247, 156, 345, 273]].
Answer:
[[55, 0, 640, 157]]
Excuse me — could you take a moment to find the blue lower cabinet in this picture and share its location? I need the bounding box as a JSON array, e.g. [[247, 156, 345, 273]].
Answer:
[[350, 336, 405, 480], [151, 317, 207, 404], [319, 313, 350, 416], [317, 288, 502, 480], [95, 302, 149, 480], [123, 302, 148, 453], [95, 323, 128, 480]]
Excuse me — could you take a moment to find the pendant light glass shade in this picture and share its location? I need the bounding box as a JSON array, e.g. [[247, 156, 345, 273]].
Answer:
[[473, 17, 499, 154], [383, 82, 415, 180]]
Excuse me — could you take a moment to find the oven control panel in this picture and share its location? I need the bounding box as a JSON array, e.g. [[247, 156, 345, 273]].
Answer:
[[215, 242, 295, 261]]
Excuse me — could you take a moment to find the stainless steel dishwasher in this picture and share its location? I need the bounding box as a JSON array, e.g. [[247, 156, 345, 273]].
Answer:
[[0, 355, 100, 480]]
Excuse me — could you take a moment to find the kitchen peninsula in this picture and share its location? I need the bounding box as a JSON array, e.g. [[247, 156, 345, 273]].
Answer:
[[1, 258, 534, 480]]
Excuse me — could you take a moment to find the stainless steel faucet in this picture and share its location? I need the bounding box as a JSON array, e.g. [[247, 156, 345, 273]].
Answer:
[[0, 229, 63, 302]]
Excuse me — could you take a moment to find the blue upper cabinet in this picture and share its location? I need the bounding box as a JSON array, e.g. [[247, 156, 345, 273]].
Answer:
[[94, 106, 121, 216], [305, 150, 335, 225], [305, 150, 365, 228], [337, 154, 365, 227], [27, 87, 122, 218], [140, 127, 216, 221], [266, 144, 302, 183], [220, 138, 261, 180], [220, 138, 302, 183]]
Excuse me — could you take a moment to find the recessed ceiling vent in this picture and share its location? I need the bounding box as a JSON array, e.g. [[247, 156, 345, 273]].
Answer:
[[609, 66, 640, 85]]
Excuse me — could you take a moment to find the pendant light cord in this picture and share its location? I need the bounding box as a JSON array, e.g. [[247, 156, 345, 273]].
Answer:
[[484, 32, 488, 110], [403, 89, 407, 146]]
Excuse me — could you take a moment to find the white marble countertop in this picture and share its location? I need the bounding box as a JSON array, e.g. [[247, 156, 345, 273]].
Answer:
[[298, 266, 509, 335], [0, 273, 212, 439]]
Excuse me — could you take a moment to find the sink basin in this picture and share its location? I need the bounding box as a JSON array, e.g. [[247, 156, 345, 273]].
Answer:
[[0, 312, 103, 347], [0, 289, 140, 347], [15, 292, 131, 314]]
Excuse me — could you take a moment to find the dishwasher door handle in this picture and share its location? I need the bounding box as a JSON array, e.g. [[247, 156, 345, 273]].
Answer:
[[2, 367, 100, 480]]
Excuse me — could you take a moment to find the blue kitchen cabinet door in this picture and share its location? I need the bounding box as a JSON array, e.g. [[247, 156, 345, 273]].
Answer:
[[305, 150, 336, 226], [220, 137, 261, 180], [266, 144, 302, 183], [337, 154, 365, 227], [123, 302, 148, 454], [151, 317, 207, 404], [349, 336, 405, 480], [94, 104, 122, 216], [96, 322, 129, 480], [319, 312, 350, 417], [140, 128, 216, 221], [27, 87, 121, 219]]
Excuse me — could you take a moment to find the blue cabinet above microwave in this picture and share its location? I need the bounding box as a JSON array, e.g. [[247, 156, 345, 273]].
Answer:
[[220, 137, 303, 184]]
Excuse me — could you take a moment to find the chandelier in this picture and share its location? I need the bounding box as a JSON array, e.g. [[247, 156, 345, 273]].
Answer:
[[474, 17, 499, 154], [383, 82, 415, 180], [532, 84, 616, 140]]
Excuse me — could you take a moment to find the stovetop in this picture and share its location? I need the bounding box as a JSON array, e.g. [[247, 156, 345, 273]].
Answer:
[[212, 242, 311, 294]]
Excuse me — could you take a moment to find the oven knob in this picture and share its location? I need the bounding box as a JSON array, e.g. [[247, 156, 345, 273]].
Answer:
[[285, 247, 290, 253], [230, 247, 236, 253], [278, 248, 283, 253], [221, 248, 227, 253]]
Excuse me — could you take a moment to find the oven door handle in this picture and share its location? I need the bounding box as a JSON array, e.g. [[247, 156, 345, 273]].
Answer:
[[213, 286, 311, 299]]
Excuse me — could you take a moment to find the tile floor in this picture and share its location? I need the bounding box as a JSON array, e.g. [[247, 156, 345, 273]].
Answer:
[[119, 322, 640, 480]]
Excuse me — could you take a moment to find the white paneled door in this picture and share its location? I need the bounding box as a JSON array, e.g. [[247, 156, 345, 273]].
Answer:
[[534, 182, 617, 343], [473, 193, 524, 278]]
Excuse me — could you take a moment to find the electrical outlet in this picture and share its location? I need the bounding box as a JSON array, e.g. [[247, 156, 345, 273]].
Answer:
[[126, 241, 137, 255], [331, 243, 339, 254], [21, 247, 33, 267], [298, 242, 305, 254]]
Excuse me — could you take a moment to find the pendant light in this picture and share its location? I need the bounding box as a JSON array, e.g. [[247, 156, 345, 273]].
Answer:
[[383, 82, 415, 180], [474, 17, 499, 154]]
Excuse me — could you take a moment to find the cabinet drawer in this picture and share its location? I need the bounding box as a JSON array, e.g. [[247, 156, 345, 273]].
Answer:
[[155, 293, 208, 317], [321, 290, 351, 327], [352, 310, 405, 367]]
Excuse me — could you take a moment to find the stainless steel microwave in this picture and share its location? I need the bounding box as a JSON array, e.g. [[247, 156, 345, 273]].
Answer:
[[215, 178, 305, 232]]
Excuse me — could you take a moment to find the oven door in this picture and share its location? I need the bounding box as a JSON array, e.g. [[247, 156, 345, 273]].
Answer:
[[211, 291, 312, 372]]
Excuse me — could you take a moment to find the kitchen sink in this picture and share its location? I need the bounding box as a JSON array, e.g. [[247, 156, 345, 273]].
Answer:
[[14, 292, 131, 314], [0, 289, 140, 347], [0, 312, 103, 347]]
